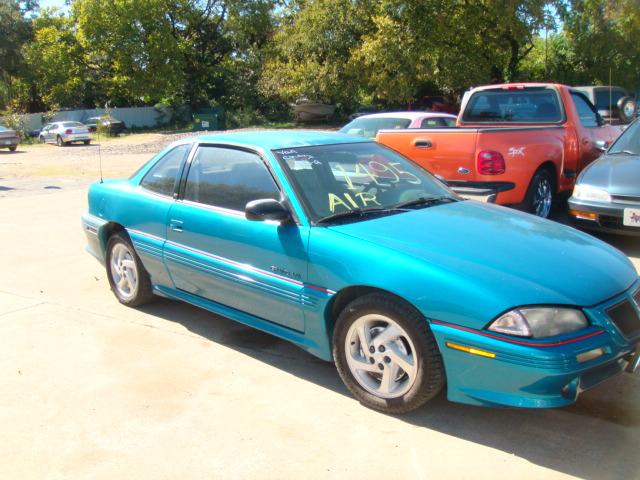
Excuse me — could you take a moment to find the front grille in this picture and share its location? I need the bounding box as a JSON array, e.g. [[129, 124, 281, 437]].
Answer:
[[607, 298, 640, 338], [612, 194, 640, 205]]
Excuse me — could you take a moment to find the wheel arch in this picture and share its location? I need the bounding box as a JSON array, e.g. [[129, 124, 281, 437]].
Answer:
[[99, 221, 127, 256], [324, 285, 424, 341], [537, 161, 558, 191]]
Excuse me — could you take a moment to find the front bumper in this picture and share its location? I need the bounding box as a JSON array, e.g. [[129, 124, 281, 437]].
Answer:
[[568, 197, 640, 236], [447, 181, 515, 204], [431, 280, 640, 408]]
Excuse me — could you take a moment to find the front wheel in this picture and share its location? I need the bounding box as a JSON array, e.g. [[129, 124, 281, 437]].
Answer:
[[333, 294, 445, 414], [8, 145, 17, 152], [83, 140, 91, 145], [523, 168, 554, 218], [56, 135, 64, 147], [106, 232, 155, 307]]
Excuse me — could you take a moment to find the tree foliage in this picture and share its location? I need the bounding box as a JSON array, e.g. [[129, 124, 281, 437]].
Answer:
[[2, 0, 640, 116]]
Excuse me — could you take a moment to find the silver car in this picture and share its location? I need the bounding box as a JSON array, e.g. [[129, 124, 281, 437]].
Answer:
[[39, 121, 91, 146], [569, 118, 640, 235], [0, 125, 20, 152]]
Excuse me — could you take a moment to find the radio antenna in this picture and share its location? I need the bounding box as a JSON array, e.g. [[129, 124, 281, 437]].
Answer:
[[98, 132, 103, 183]]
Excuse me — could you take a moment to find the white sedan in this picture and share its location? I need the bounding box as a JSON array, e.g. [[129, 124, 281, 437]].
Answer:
[[339, 111, 457, 139]]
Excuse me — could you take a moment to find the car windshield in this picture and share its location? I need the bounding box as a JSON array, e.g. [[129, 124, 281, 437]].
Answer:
[[608, 120, 640, 155], [339, 117, 412, 138], [62, 122, 84, 127], [462, 86, 563, 123], [273, 142, 457, 223]]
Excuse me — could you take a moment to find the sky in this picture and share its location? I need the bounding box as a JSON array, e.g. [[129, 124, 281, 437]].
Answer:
[[38, 0, 68, 10]]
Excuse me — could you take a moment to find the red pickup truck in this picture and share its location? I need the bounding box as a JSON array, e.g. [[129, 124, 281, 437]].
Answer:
[[376, 83, 624, 218]]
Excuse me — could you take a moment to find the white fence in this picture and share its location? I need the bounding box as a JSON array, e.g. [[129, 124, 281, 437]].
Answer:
[[3, 106, 172, 133]]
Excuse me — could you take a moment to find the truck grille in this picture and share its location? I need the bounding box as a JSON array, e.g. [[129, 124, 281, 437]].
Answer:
[[612, 194, 640, 205], [607, 297, 640, 338]]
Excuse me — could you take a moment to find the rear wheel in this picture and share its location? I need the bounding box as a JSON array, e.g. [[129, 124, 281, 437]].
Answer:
[[83, 140, 91, 145], [333, 293, 444, 414], [8, 145, 17, 152], [106, 232, 155, 307], [523, 168, 554, 218]]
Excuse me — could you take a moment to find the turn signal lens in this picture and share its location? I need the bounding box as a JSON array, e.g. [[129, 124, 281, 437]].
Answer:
[[446, 342, 496, 358], [576, 348, 604, 363], [488, 310, 532, 337], [570, 209, 598, 221]]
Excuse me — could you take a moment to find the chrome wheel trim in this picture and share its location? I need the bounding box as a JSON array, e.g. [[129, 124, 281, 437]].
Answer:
[[345, 313, 418, 399], [533, 177, 552, 218], [110, 243, 138, 300]]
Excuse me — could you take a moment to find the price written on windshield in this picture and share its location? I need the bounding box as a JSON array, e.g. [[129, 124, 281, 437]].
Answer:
[[328, 160, 422, 212]]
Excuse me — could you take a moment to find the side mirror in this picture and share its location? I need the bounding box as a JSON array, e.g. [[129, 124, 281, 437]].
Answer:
[[245, 198, 291, 222], [595, 140, 609, 152]]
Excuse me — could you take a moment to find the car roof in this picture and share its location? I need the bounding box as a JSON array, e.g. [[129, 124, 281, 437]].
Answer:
[[352, 111, 457, 120], [178, 130, 371, 150]]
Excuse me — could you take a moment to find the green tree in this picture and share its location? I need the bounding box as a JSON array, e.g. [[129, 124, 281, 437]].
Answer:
[[0, 0, 39, 110], [259, 0, 375, 109]]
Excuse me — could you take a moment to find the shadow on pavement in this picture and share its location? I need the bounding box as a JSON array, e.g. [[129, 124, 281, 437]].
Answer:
[[139, 297, 639, 480]]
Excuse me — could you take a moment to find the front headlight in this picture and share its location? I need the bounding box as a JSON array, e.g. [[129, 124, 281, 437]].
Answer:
[[488, 307, 588, 338], [572, 184, 611, 203]]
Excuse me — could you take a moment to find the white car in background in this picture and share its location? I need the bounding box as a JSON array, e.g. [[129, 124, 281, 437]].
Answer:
[[39, 121, 91, 146], [339, 111, 457, 139]]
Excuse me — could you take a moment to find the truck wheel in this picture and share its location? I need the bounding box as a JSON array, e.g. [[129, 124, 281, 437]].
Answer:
[[524, 168, 554, 219], [333, 293, 444, 414], [618, 96, 637, 124]]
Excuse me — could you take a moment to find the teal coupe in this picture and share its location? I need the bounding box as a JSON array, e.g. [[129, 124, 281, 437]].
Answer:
[[82, 131, 640, 413]]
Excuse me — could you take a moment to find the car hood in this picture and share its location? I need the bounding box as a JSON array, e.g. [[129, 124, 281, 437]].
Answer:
[[580, 153, 640, 196], [328, 201, 636, 307]]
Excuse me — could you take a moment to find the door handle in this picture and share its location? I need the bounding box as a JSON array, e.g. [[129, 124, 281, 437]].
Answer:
[[414, 139, 433, 149], [169, 220, 184, 232]]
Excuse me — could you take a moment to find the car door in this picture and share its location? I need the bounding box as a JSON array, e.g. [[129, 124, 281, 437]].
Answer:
[[41, 124, 52, 142], [164, 144, 307, 332], [570, 92, 611, 171], [122, 143, 192, 287]]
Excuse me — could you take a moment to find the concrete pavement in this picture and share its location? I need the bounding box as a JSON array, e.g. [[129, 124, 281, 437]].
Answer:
[[0, 144, 639, 479]]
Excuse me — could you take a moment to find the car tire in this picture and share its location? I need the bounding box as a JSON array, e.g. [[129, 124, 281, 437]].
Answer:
[[56, 135, 65, 147], [8, 146, 17, 152], [333, 293, 445, 414], [106, 232, 155, 307], [523, 167, 554, 218], [618, 96, 637, 124], [39, 135, 46, 144], [84, 140, 91, 145]]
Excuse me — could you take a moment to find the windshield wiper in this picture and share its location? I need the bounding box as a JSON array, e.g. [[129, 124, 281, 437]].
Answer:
[[316, 207, 404, 225], [393, 196, 456, 209], [609, 150, 638, 155]]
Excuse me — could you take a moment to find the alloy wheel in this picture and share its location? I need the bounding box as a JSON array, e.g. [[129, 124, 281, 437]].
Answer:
[[344, 313, 418, 399]]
